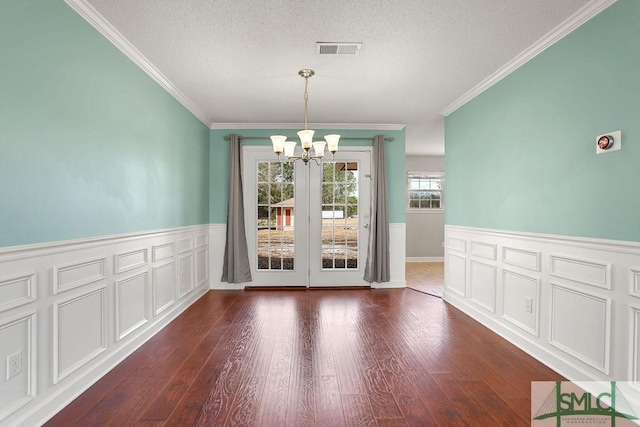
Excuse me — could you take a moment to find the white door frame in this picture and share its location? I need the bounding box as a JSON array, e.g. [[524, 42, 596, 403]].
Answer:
[[243, 146, 372, 287]]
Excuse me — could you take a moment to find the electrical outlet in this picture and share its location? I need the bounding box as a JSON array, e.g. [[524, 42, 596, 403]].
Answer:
[[524, 297, 533, 313], [7, 351, 22, 380]]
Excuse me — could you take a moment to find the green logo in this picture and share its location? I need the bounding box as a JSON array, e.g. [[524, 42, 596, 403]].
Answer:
[[533, 381, 638, 426]]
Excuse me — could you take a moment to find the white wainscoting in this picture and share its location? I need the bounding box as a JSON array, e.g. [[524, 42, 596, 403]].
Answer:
[[630, 304, 640, 386], [209, 224, 230, 290], [208, 223, 406, 289], [0, 224, 210, 426], [115, 271, 148, 342], [0, 272, 37, 313], [177, 253, 194, 298], [444, 225, 640, 384], [469, 260, 497, 313], [0, 311, 36, 421], [152, 261, 176, 316]]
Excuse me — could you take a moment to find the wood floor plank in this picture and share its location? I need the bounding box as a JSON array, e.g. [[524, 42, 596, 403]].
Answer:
[[347, 325, 402, 420], [46, 264, 564, 427], [255, 328, 293, 425], [136, 321, 235, 422], [409, 371, 468, 426], [456, 378, 530, 427], [432, 372, 509, 427], [285, 297, 316, 427], [376, 354, 439, 426], [195, 325, 256, 425], [342, 394, 377, 427], [314, 375, 345, 426], [165, 299, 253, 425]]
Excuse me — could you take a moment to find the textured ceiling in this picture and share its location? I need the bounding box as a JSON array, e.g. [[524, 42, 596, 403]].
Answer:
[[82, 0, 595, 155]]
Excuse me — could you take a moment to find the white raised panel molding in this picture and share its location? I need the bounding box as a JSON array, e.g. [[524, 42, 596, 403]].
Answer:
[[114, 248, 148, 275], [549, 283, 611, 375], [0, 224, 210, 426], [53, 286, 107, 383], [152, 261, 176, 316], [550, 254, 611, 290], [115, 271, 148, 341], [447, 237, 466, 254], [630, 268, 640, 298], [177, 253, 194, 298], [444, 225, 639, 386], [502, 269, 540, 336], [177, 237, 194, 254], [502, 246, 541, 272], [195, 234, 208, 248], [53, 257, 106, 294], [196, 248, 208, 287], [469, 260, 497, 313], [152, 242, 175, 262], [0, 272, 36, 313], [446, 252, 466, 297], [469, 241, 497, 261], [630, 304, 640, 386], [0, 311, 36, 421]]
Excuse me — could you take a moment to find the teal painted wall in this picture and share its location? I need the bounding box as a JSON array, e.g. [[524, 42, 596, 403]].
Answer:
[[445, 0, 640, 242], [210, 128, 406, 224], [0, 1, 210, 247]]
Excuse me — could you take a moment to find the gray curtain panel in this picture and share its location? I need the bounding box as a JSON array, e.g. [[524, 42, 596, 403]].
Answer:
[[364, 135, 390, 283], [221, 134, 252, 283]]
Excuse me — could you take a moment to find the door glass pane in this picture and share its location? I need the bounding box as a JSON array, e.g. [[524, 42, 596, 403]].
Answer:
[[321, 162, 359, 270], [256, 161, 294, 271]]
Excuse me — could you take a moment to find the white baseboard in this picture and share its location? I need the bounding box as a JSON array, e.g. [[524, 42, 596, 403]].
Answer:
[[406, 257, 444, 263], [444, 225, 640, 384], [210, 282, 245, 290], [371, 280, 406, 289], [0, 224, 211, 426]]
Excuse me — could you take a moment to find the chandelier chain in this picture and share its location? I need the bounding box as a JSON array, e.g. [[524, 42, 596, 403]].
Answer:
[[303, 75, 309, 131]]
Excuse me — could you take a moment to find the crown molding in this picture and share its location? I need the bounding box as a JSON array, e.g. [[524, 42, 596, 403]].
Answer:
[[210, 123, 406, 131], [64, 0, 213, 127], [440, 0, 617, 117]]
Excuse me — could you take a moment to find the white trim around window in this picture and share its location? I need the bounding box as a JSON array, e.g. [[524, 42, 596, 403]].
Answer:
[[406, 171, 445, 211]]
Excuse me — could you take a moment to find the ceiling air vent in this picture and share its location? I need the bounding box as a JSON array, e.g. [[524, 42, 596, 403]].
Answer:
[[316, 42, 362, 55]]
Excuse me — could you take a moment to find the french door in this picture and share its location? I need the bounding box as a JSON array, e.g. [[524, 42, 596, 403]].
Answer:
[[243, 147, 371, 287]]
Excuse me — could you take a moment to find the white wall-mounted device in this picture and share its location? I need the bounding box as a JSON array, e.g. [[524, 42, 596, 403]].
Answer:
[[596, 130, 621, 154]]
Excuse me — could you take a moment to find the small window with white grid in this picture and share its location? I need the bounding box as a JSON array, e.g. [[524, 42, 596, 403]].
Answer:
[[407, 173, 444, 209]]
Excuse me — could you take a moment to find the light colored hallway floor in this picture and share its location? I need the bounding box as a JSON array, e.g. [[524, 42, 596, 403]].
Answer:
[[406, 262, 444, 297]]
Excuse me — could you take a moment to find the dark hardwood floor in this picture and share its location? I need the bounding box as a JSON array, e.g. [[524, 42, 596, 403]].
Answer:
[[46, 273, 563, 426]]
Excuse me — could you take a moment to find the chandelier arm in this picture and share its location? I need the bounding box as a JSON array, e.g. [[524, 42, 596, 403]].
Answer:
[[272, 69, 338, 167]]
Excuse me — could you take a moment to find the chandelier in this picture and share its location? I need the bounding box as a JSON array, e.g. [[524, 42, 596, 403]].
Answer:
[[270, 69, 340, 165]]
